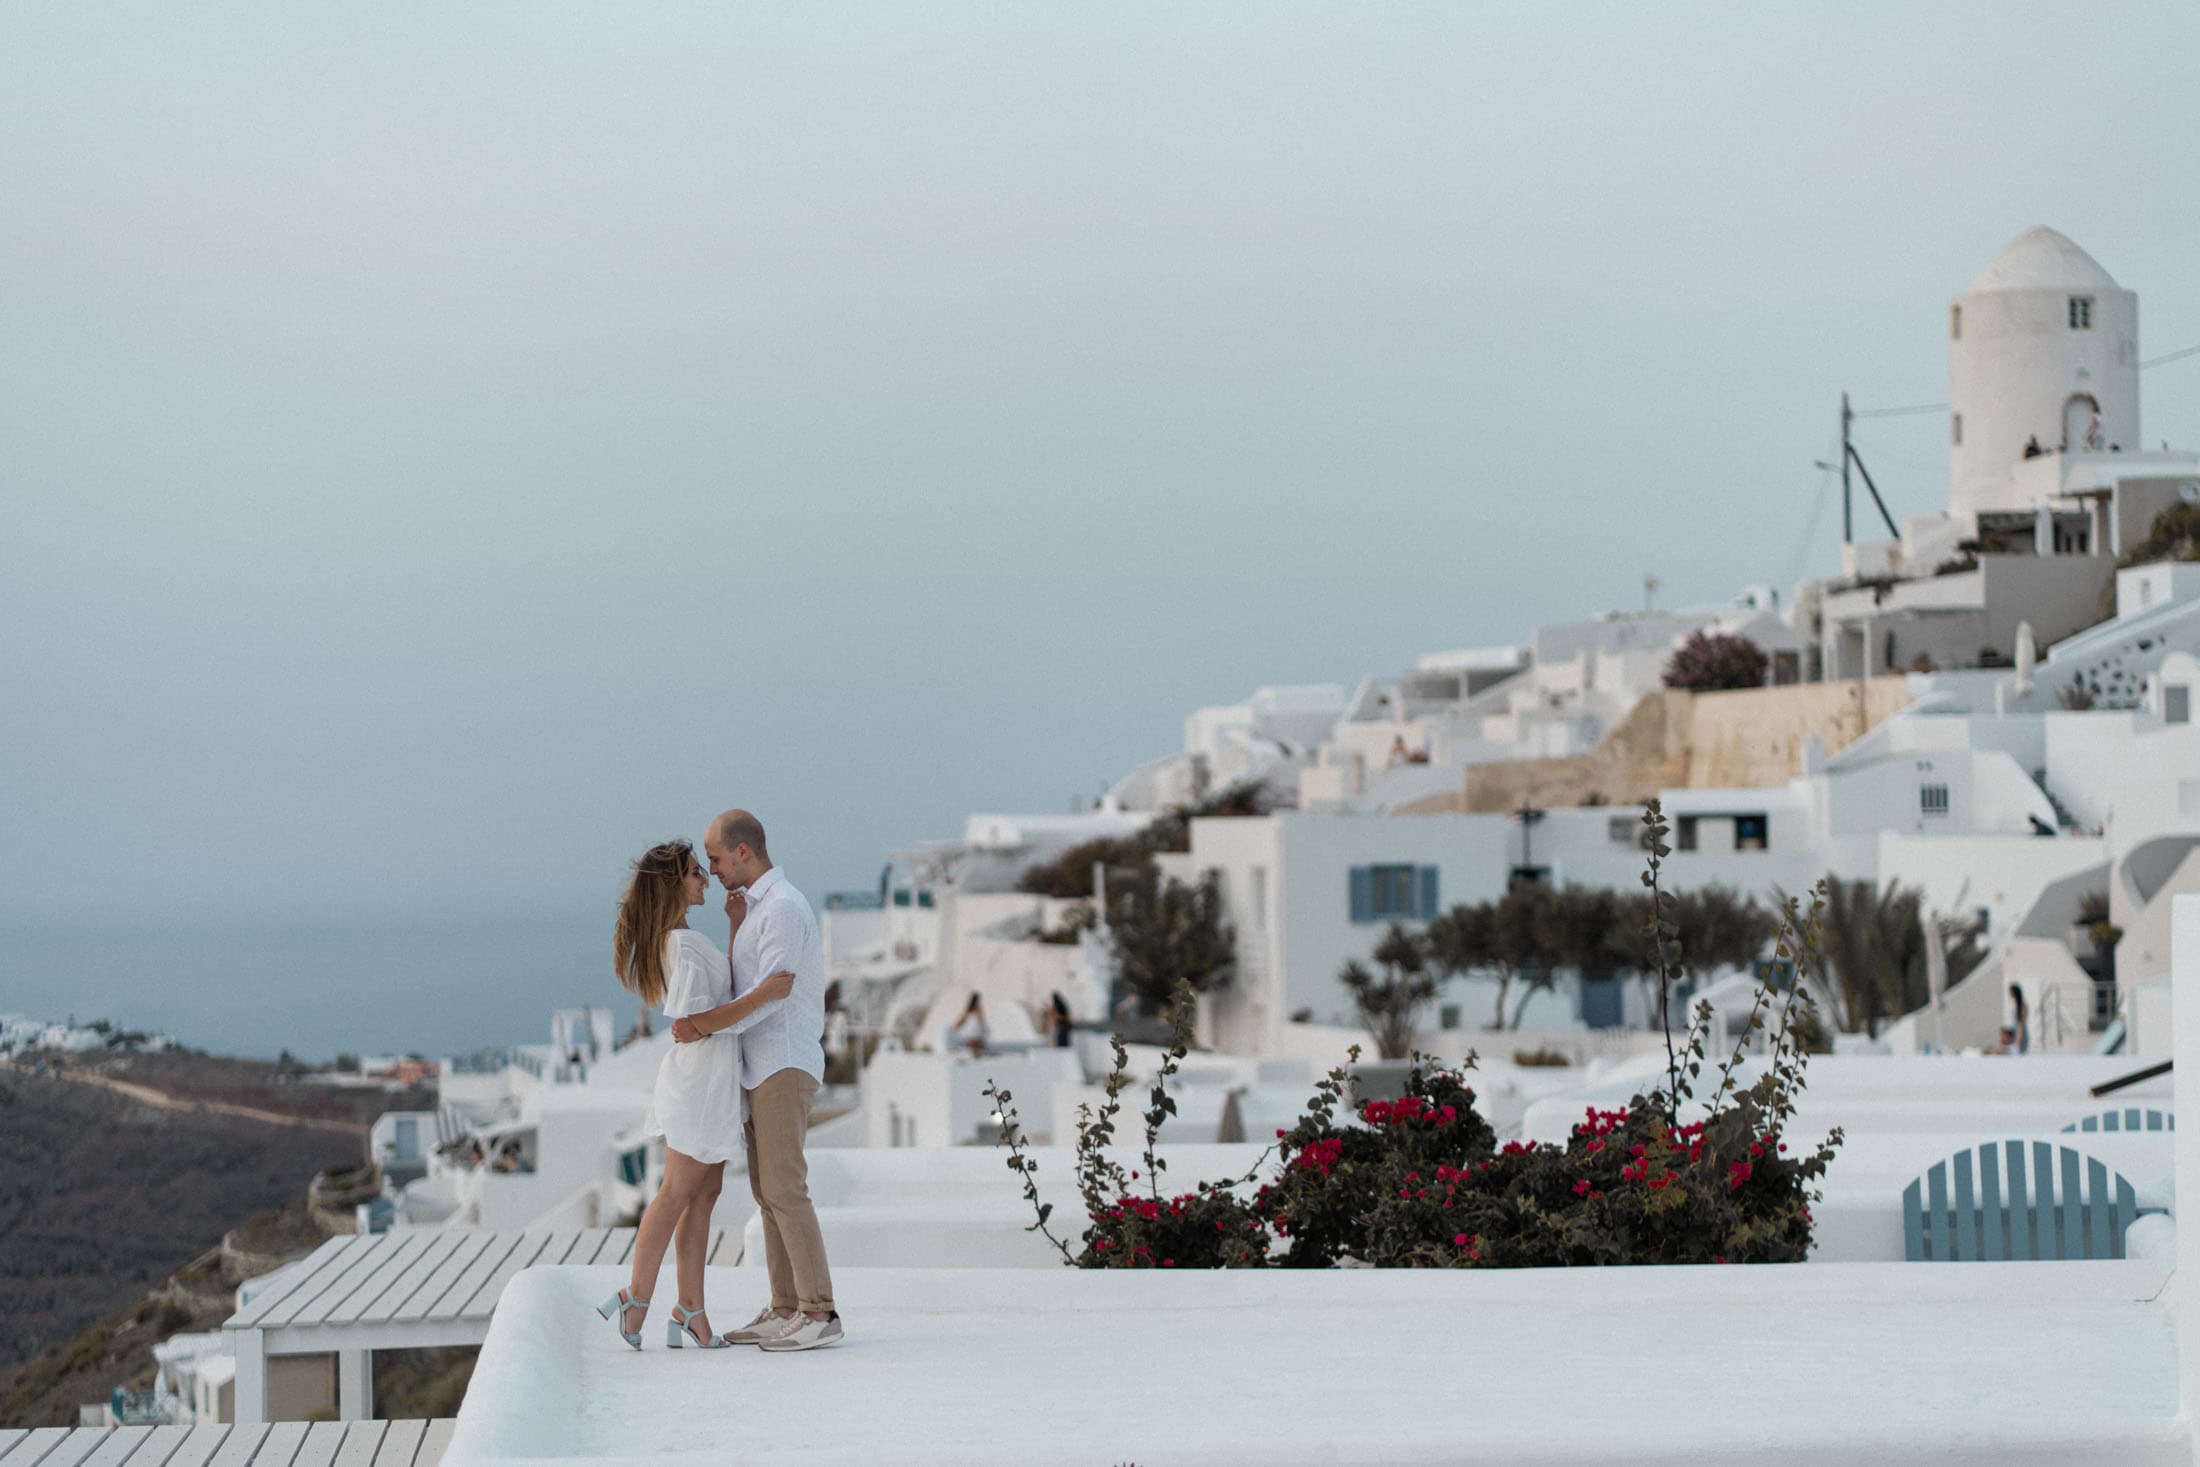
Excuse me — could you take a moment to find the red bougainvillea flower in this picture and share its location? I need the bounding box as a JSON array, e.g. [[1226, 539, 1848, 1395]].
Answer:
[[1572, 1179, 1592, 1197], [1729, 1161, 1753, 1190], [1454, 1233, 1470, 1246]]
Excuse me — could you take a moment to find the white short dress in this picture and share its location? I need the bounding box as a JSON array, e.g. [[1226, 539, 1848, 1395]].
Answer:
[[639, 929, 746, 1164]]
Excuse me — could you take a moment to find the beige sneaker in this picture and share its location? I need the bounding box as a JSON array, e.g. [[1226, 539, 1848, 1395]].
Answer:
[[722, 1308, 799, 1345], [757, 1314, 843, 1352]]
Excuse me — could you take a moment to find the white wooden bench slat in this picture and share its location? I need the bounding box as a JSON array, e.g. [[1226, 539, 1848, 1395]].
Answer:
[[285, 1422, 348, 1467], [321, 1231, 453, 1328], [3, 1430, 81, 1467], [229, 1239, 361, 1329], [31, 1429, 112, 1467], [256, 1241, 393, 1329], [556, 1231, 604, 1265], [352, 1232, 469, 1324], [414, 1422, 455, 1467], [203, 1424, 271, 1467], [254, 1422, 311, 1467], [418, 1235, 530, 1322], [116, 1424, 195, 1467], [152, 1426, 231, 1467], [533, 1231, 582, 1272], [557, 1229, 608, 1265], [300, 1234, 443, 1327], [326, 1422, 386, 1467], [78, 1428, 154, 1467], [451, 1232, 558, 1320], [367, 1421, 425, 1467], [389, 1233, 502, 1322]]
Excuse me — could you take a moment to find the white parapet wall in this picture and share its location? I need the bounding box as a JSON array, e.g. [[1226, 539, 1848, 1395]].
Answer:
[[2172, 895, 2200, 1437]]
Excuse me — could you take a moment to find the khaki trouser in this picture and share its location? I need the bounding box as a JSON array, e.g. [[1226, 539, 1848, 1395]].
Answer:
[[744, 1068, 835, 1315]]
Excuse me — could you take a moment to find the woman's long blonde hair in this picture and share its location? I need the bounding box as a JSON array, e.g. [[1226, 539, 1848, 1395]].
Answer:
[[614, 840, 694, 1010]]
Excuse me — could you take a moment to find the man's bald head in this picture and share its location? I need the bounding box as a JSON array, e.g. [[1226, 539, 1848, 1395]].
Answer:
[[705, 809, 772, 890], [711, 809, 768, 858]]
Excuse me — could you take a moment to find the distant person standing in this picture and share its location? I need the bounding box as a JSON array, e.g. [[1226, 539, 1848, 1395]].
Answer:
[[1048, 991, 1074, 1049], [951, 993, 989, 1057], [676, 809, 841, 1352], [2007, 982, 2029, 1055]]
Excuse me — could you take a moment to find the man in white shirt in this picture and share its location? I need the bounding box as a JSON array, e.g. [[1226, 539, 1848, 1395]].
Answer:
[[673, 809, 840, 1351]]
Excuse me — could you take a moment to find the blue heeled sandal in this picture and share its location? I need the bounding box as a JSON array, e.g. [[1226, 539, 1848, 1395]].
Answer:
[[667, 1304, 732, 1349], [594, 1287, 649, 1349]]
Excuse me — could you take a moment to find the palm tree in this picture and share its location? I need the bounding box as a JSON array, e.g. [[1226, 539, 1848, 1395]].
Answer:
[[1807, 878, 1986, 1036], [1339, 924, 1438, 1059]]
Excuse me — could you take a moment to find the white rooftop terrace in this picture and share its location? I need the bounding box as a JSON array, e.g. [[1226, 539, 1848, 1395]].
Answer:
[[452, 1262, 2182, 1467], [433, 899, 2200, 1464]]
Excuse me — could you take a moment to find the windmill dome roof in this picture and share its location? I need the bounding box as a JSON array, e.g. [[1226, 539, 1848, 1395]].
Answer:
[[1967, 226, 2120, 293]]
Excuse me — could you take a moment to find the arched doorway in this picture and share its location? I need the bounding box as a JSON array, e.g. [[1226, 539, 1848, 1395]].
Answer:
[[2063, 393, 2100, 452]]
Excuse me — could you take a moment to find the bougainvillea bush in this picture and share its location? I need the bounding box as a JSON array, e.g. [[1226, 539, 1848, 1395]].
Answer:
[[987, 800, 1843, 1269]]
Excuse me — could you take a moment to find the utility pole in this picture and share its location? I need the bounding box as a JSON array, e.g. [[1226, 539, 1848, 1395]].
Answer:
[[1511, 799, 1546, 885], [1840, 390, 1854, 543]]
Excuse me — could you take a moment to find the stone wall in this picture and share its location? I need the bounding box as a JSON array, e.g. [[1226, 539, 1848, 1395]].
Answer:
[[1401, 676, 1915, 814]]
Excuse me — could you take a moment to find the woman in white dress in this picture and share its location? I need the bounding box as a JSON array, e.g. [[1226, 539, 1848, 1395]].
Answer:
[[595, 840, 794, 1349]]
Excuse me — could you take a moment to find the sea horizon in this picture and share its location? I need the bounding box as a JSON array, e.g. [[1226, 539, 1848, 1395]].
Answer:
[[0, 908, 732, 1062]]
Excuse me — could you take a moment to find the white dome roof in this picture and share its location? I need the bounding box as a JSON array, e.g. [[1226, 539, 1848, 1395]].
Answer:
[[1967, 226, 2119, 293]]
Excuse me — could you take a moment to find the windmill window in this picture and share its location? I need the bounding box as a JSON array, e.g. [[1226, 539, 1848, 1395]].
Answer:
[[1920, 783, 1951, 817], [2069, 296, 2094, 330]]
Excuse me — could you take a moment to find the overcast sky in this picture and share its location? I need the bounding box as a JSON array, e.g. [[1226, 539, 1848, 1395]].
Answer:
[[5, 4, 2199, 935]]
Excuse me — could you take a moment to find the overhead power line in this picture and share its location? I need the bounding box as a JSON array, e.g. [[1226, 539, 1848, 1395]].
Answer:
[[1852, 402, 1946, 419], [1845, 344, 2200, 421]]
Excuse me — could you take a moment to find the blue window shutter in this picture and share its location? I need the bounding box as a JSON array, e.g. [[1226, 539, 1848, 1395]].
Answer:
[[1349, 866, 1374, 923], [1418, 866, 1439, 921]]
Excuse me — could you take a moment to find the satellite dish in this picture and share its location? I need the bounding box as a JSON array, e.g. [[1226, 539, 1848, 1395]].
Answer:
[[2179, 480, 2200, 505]]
